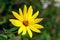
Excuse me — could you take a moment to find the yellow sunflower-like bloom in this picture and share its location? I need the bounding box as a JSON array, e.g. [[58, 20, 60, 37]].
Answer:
[[9, 5, 44, 38]]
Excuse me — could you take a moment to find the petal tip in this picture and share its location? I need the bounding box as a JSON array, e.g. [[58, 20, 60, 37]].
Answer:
[[12, 11, 14, 13], [41, 18, 44, 20], [9, 19, 12, 21], [19, 8, 21, 10], [37, 11, 39, 13], [24, 5, 27, 7], [30, 5, 32, 8], [30, 35, 32, 38]]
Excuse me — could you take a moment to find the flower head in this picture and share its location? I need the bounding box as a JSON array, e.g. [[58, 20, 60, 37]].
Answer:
[[9, 5, 44, 38]]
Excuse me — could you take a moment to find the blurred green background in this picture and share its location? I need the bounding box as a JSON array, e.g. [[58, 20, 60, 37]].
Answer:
[[0, 0, 60, 40]]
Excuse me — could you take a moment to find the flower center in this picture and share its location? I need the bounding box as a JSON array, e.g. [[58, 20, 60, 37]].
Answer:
[[23, 20, 29, 26]]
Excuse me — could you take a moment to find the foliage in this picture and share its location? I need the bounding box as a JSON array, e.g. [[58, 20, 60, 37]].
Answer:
[[0, 0, 60, 40]]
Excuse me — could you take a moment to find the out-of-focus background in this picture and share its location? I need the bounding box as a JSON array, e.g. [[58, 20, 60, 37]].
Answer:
[[0, 0, 60, 40]]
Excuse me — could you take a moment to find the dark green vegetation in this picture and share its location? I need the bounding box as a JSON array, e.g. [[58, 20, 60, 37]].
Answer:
[[0, 0, 60, 40]]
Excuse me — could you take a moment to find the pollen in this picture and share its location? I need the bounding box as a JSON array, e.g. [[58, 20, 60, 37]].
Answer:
[[23, 20, 29, 26]]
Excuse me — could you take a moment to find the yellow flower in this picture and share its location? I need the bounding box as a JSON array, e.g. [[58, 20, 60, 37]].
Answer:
[[9, 5, 44, 38]]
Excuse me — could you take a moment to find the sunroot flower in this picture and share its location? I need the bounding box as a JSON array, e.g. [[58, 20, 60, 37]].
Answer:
[[9, 5, 44, 38]]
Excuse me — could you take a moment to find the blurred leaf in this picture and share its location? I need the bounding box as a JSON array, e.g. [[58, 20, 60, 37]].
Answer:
[[14, 36, 21, 40], [43, 31, 51, 40], [39, 9, 48, 17], [0, 17, 6, 25], [0, 34, 7, 40], [0, 21, 4, 25], [9, 27, 18, 32], [8, 34, 15, 40], [31, 31, 51, 40], [0, 3, 6, 13]]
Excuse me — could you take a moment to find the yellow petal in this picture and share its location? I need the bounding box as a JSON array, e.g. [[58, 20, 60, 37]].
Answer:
[[9, 19, 22, 27], [27, 6, 33, 18], [30, 26, 41, 33], [22, 27, 27, 35], [31, 24, 44, 29], [23, 5, 27, 19], [19, 8, 23, 17], [34, 18, 43, 23], [28, 18, 35, 25], [18, 27, 23, 34], [32, 11, 39, 19], [27, 27, 32, 38], [12, 11, 23, 21]]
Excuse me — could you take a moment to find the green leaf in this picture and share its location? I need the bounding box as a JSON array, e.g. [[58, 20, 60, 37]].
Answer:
[[0, 21, 4, 25], [7, 34, 15, 40], [9, 27, 18, 32], [0, 3, 6, 13], [0, 16, 6, 25], [0, 34, 7, 40]]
